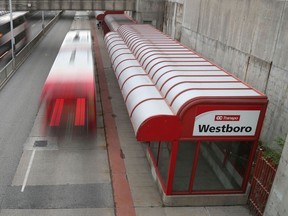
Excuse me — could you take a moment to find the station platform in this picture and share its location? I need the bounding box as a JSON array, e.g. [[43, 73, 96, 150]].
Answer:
[[92, 24, 253, 216]]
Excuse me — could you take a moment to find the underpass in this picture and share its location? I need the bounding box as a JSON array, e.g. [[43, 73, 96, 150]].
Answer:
[[0, 0, 135, 11], [0, 10, 256, 216]]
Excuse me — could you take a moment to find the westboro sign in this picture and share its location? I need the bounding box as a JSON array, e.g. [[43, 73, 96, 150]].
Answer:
[[193, 109, 260, 136]]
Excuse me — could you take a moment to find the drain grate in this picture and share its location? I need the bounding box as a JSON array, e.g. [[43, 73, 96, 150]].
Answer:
[[34, 140, 48, 147]]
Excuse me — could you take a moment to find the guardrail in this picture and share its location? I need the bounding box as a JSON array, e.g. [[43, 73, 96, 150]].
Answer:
[[0, 11, 62, 90], [249, 149, 277, 216]]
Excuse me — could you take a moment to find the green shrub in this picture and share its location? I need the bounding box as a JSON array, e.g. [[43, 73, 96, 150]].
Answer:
[[259, 137, 285, 165]]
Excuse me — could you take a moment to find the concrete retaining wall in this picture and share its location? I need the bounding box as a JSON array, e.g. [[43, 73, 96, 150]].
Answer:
[[163, 0, 288, 148], [163, 0, 184, 40], [264, 133, 288, 216], [133, 0, 165, 29]]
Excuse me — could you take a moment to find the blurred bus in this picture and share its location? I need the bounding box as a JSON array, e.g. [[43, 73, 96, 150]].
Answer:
[[41, 30, 96, 135]]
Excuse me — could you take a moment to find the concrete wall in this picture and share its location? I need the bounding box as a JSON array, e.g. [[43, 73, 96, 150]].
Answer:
[[163, 0, 184, 40], [264, 134, 288, 216], [133, 0, 165, 29], [163, 0, 288, 148]]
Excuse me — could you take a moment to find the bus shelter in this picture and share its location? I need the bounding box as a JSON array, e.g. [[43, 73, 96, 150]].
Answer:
[[104, 23, 268, 206]]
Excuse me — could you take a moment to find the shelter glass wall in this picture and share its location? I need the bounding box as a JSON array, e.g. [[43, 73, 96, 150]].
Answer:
[[149, 140, 254, 195], [172, 141, 197, 192], [193, 141, 253, 192], [149, 141, 171, 188]]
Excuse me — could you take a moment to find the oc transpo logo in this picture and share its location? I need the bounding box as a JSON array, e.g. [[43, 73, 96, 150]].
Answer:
[[214, 115, 240, 121]]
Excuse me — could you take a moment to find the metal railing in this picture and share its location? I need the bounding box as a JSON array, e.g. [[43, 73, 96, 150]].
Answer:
[[249, 149, 277, 216], [0, 11, 62, 90]]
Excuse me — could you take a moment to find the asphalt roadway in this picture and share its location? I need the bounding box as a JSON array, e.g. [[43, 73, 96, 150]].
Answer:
[[0, 11, 113, 215], [0, 11, 70, 208]]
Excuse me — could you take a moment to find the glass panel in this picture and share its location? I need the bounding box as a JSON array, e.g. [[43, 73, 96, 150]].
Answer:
[[149, 141, 160, 165], [158, 141, 171, 186], [172, 141, 197, 192], [193, 141, 253, 191]]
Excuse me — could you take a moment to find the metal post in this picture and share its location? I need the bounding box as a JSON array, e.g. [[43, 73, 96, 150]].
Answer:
[[166, 141, 179, 195], [9, 0, 15, 63], [188, 140, 201, 193], [42, 11, 45, 29]]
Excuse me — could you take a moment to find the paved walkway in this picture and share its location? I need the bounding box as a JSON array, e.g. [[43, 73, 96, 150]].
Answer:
[[92, 23, 253, 216]]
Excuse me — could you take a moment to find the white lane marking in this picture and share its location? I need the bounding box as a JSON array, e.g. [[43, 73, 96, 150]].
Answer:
[[21, 149, 36, 192]]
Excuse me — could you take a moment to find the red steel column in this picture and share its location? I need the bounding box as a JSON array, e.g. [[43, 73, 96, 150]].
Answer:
[[166, 141, 179, 195], [242, 140, 259, 192], [189, 141, 201, 193]]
